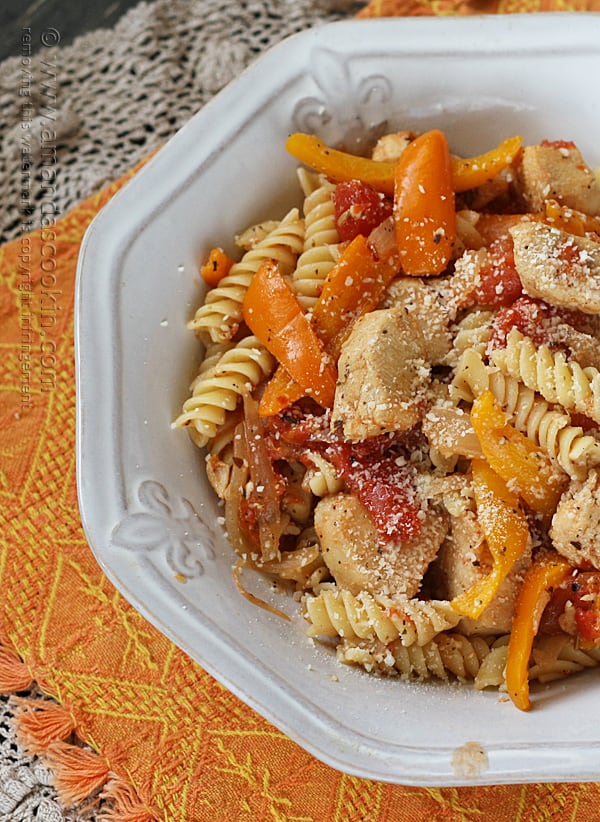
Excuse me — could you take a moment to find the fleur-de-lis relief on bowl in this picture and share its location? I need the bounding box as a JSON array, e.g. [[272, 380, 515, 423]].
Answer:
[[111, 480, 216, 579], [292, 46, 392, 152]]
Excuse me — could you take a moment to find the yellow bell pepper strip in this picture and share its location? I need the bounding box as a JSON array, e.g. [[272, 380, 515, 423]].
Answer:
[[200, 246, 235, 287], [259, 227, 400, 416], [285, 132, 396, 196], [393, 129, 456, 276], [544, 198, 600, 238], [470, 390, 566, 522], [243, 260, 337, 410], [451, 135, 523, 193], [285, 132, 522, 196], [451, 457, 530, 620], [505, 552, 572, 711]]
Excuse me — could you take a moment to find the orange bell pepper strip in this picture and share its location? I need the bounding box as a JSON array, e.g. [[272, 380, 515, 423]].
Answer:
[[285, 132, 522, 196], [311, 229, 399, 357], [200, 247, 235, 287], [243, 260, 337, 410], [470, 390, 566, 522], [451, 457, 531, 620], [505, 552, 572, 711], [259, 229, 400, 415], [393, 129, 456, 276]]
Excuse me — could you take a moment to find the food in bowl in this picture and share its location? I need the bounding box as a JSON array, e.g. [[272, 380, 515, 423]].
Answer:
[[173, 126, 600, 711]]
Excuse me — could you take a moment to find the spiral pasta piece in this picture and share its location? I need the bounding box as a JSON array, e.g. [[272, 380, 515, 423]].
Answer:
[[528, 635, 600, 684], [188, 209, 305, 343], [303, 587, 461, 647], [301, 452, 344, 498], [458, 349, 600, 479], [292, 177, 340, 310], [450, 346, 491, 405], [492, 328, 600, 425], [444, 309, 494, 369], [338, 632, 495, 682], [172, 335, 275, 446]]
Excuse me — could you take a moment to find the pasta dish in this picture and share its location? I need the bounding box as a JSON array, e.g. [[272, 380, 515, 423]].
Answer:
[[174, 126, 600, 710]]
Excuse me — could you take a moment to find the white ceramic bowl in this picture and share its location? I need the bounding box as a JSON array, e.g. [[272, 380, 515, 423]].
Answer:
[[75, 13, 600, 786]]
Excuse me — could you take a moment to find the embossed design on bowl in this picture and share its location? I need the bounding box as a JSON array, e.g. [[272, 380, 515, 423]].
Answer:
[[111, 480, 216, 579]]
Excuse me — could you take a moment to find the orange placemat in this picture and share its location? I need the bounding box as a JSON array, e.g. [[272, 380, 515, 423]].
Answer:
[[2, 2, 600, 821]]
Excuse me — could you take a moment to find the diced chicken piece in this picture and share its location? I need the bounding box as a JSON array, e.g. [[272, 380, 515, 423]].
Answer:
[[332, 307, 430, 441], [437, 248, 489, 319], [515, 143, 600, 216], [431, 510, 531, 635], [371, 130, 414, 162], [510, 222, 600, 314], [379, 277, 453, 364], [550, 322, 600, 370], [314, 492, 448, 599], [550, 469, 600, 570]]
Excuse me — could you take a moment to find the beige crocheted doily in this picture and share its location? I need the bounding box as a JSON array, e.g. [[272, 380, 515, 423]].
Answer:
[[0, 1, 352, 819]]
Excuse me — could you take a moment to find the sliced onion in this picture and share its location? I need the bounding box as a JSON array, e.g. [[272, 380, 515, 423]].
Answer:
[[368, 215, 397, 264], [223, 420, 258, 558], [422, 405, 483, 459], [242, 393, 284, 562]]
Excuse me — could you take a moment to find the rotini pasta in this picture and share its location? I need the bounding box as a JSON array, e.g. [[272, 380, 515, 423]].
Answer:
[[492, 328, 600, 425], [176, 126, 600, 710], [338, 632, 496, 682], [303, 587, 461, 647], [444, 309, 493, 370], [172, 335, 275, 446], [457, 349, 600, 479], [188, 208, 305, 343], [292, 176, 340, 310], [301, 451, 344, 498]]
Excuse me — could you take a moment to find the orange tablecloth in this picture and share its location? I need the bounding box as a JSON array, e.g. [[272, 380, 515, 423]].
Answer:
[[2, 1, 600, 820]]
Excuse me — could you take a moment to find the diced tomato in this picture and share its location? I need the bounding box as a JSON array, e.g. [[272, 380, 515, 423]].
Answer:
[[541, 139, 577, 150], [470, 236, 523, 308], [263, 408, 422, 543], [322, 438, 422, 543], [571, 573, 600, 644], [540, 570, 600, 645], [333, 181, 393, 242], [490, 297, 556, 348], [490, 295, 600, 350]]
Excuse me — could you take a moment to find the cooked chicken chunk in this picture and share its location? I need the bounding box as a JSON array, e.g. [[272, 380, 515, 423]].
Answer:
[[314, 492, 448, 599], [549, 322, 600, 370], [332, 307, 430, 441], [515, 143, 600, 216], [379, 277, 453, 364], [438, 248, 488, 318], [432, 510, 531, 636], [550, 469, 600, 569], [510, 222, 600, 314]]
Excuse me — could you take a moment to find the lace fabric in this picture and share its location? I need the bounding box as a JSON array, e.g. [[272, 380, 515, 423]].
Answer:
[[0, 694, 99, 822], [0, 1, 348, 818], [0, 0, 354, 243]]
